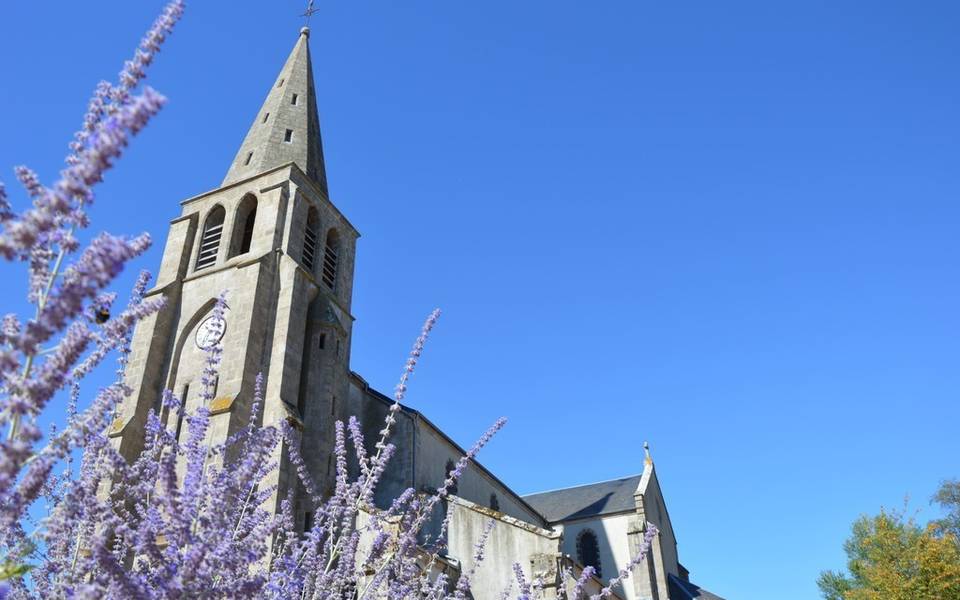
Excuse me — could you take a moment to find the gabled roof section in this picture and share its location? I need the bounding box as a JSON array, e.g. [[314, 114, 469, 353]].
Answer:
[[222, 27, 328, 195], [522, 475, 642, 523], [634, 448, 679, 547]]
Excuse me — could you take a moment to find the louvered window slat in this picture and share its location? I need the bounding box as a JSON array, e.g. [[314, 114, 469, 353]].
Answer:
[[303, 227, 318, 271], [195, 209, 225, 270], [321, 241, 338, 289]]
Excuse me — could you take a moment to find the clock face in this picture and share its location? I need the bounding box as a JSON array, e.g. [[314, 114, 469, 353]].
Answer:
[[195, 315, 226, 349]]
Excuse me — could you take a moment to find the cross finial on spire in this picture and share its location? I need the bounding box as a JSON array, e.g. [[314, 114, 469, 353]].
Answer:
[[221, 16, 329, 192], [644, 441, 652, 465], [301, 0, 319, 27]]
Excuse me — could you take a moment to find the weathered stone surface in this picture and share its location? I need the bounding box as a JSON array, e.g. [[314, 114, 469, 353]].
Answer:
[[108, 26, 717, 600]]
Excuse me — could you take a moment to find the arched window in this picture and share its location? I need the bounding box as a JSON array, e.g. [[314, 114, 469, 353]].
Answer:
[[445, 459, 458, 496], [576, 529, 602, 578], [229, 194, 257, 258], [489, 493, 500, 512], [196, 206, 225, 270], [321, 228, 340, 290], [302, 208, 319, 271]]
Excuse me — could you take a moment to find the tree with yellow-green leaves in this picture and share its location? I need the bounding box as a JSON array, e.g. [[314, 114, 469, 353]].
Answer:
[[818, 480, 960, 600]]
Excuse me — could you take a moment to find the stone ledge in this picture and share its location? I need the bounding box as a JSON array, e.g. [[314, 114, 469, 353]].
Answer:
[[210, 394, 237, 415], [448, 495, 560, 539], [107, 415, 127, 438]]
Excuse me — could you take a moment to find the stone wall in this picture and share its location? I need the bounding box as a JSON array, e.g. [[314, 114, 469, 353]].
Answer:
[[446, 497, 560, 600], [413, 417, 545, 527], [556, 513, 634, 600]]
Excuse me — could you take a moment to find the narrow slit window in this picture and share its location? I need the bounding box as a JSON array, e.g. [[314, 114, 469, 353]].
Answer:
[[284, 129, 293, 143], [244, 151, 253, 166], [291, 93, 299, 105], [277, 78, 284, 88], [196, 206, 225, 270], [304, 512, 313, 532], [318, 333, 326, 350], [262, 112, 269, 123], [175, 384, 189, 443], [445, 460, 458, 496]]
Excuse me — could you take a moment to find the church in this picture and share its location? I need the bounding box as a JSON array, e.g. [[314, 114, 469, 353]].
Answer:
[[107, 26, 723, 600]]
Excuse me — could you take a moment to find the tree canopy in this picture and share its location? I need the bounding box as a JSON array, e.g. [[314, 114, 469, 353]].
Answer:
[[819, 480, 960, 600]]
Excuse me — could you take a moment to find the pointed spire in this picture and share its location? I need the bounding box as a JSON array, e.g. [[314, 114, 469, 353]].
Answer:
[[223, 26, 328, 194], [644, 441, 653, 466]]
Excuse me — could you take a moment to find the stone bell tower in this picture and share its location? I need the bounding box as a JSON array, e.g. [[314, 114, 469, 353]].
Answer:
[[109, 26, 358, 513]]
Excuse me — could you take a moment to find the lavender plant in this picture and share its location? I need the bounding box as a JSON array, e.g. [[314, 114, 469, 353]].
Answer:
[[0, 3, 659, 598], [0, 0, 184, 580]]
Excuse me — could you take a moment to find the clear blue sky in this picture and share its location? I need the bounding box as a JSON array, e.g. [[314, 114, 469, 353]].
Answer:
[[2, 2, 959, 598]]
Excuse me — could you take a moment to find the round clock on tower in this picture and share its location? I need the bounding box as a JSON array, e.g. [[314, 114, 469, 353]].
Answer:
[[195, 315, 226, 350]]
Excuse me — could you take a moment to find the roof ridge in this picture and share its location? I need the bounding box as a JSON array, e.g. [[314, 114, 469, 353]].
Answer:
[[522, 473, 643, 497]]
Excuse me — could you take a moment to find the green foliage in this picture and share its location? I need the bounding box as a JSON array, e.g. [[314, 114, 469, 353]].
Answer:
[[0, 541, 35, 581], [0, 562, 34, 581], [817, 570, 854, 600], [819, 481, 960, 600], [932, 479, 960, 543]]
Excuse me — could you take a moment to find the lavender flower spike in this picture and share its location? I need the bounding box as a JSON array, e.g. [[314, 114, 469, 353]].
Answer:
[[394, 308, 441, 403]]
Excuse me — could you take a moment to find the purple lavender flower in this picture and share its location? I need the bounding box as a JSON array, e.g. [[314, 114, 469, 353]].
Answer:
[[0, 1, 666, 595], [0, 1, 185, 589]]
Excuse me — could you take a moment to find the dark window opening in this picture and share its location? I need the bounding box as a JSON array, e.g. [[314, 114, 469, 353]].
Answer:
[[330, 395, 336, 416], [175, 383, 189, 443], [229, 195, 258, 259], [291, 93, 299, 105], [304, 512, 313, 532], [445, 459, 458, 496], [262, 112, 269, 123], [284, 129, 293, 143], [277, 78, 284, 88], [576, 530, 602, 579], [239, 206, 256, 254], [244, 151, 253, 166], [196, 206, 225, 270], [489, 493, 500, 511], [318, 332, 326, 349], [336, 338, 342, 360]]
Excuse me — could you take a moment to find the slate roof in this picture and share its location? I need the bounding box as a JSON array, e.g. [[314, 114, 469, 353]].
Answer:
[[668, 575, 726, 600], [522, 475, 643, 522]]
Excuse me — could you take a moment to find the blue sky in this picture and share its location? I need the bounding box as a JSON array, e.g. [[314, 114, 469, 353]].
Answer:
[[2, 1, 959, 598]]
